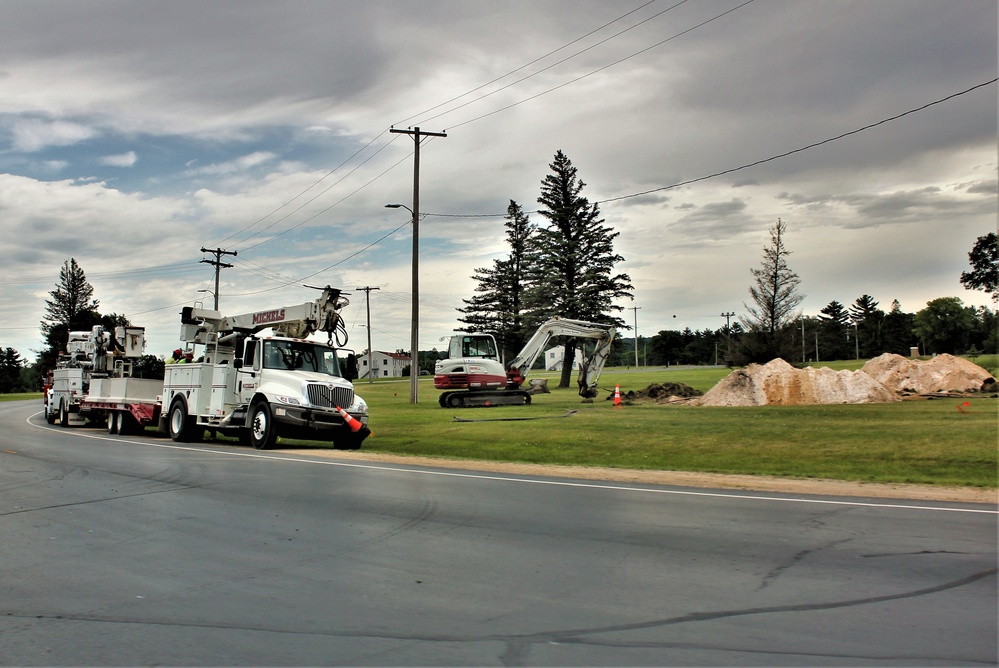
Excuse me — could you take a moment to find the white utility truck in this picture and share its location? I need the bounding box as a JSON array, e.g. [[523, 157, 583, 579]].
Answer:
[[45, 325, 161, 433], [160, 286, 369, 450], [433, 317, 617, 407]]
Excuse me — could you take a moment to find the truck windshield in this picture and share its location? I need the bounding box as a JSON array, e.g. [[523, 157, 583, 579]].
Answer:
[[261, 340, 341, 376]]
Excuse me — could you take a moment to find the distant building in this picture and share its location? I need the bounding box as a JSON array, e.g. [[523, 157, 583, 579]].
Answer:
[[544, 346, 584, 371], [358, 350, 410, 379]]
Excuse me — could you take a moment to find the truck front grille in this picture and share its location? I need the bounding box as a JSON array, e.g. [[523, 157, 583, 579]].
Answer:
[[306, 383, 354, 410]]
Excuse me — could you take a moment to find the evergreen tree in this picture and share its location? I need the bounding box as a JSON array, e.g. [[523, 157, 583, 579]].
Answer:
[[959, 232, 998, 301], [38, 259, 101, 372], [739, 219, 805, 363], [527, 151, 633, 387], [0, 347, 24, 393], [882, 300, 915, 355], [818, 300, 852, 361], [849, 294, 885, 358], [457, 200, 536, 361]]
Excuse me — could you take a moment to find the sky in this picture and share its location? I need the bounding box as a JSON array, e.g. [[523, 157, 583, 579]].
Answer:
[[0, 0, 996, 365]]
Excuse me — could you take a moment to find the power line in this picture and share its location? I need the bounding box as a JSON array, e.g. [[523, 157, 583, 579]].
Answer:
[[445, 0, 755, 131], [395, 0, 662, 127], [411, 0, 693, 128], [421, 78, 999, 218]]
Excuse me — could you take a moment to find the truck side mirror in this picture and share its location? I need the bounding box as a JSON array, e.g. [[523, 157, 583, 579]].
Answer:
[[233, 359, 243, 369]]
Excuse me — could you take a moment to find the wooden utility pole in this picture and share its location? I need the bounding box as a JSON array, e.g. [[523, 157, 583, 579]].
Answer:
[[389, 126, 446, 404], [355, 286, 380, 383], [200, 247, 237, 310], [629, 306, 641, 367]]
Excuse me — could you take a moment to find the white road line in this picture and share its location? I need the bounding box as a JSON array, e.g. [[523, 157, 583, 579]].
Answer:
[[25, 412, 998, 515]]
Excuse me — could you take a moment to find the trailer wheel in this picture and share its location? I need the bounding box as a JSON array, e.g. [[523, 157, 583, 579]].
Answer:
[[118, 412, 137, 436], [59, 400, 69, 427], [168, 398, 203, 443], [107, 411, 119, 435], [248, 401, 277, 450]]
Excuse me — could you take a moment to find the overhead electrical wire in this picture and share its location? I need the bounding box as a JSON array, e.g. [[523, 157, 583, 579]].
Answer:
[[216, 0, 702, 264], [421, 77, 999, 218], [407, 0, 693, 127], [444, 0, 755, 131], [394, 0, 662, 127]]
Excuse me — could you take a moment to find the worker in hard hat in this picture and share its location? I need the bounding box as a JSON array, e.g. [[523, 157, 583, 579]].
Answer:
[[166, 348, 183, 364]]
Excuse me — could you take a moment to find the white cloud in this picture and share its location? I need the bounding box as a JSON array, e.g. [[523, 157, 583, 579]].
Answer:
[[10, 118, 96, 152], [99, 151, 137, 167]]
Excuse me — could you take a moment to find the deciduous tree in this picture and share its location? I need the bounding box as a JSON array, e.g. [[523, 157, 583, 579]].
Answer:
[[913, 297, 977, 354], [959, 232, 998, 301]]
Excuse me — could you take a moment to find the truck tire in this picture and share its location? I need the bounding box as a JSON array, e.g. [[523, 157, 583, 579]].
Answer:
[[107, 411, 119, 434], [59, 400, 69, 427], [168, 398, 203, 443], [248, 401, 277, 450], [118, 411, 137, 436], [333, 430, 364, 451], [46, 403, 56, 425]]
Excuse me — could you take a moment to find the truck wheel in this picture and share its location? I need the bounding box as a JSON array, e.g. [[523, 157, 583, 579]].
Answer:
[[107, 411, 119, 435], [168, 399, 203, 443], [333, 432, 364, 451], [118, 412, 137, 436], [248, 402, 277, 450], [59, 400, 69, 427], [46, 403, 56, 425]]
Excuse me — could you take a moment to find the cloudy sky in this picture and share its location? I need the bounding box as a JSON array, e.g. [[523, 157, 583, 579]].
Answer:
[[1, 0, 995, 363]]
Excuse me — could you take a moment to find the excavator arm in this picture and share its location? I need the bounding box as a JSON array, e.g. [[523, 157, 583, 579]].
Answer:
[[507, 318, 617, 399]]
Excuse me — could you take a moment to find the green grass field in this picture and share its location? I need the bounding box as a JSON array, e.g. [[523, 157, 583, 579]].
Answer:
[[7, 358, 996, 488], [349, 365, 996, 488]]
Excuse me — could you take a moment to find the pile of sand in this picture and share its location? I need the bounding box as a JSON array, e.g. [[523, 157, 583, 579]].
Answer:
[[693, 358, 899, 406], [860, 353, 996, 395]]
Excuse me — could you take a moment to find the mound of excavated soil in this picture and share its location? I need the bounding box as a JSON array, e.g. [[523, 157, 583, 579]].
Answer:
[[626, 382, 703, 404], [692, 358, 899, 406], [860, 353, 996, 395]]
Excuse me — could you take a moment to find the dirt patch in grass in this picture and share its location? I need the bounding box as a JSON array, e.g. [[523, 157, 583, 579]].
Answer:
[[283, 448, 996, 504]]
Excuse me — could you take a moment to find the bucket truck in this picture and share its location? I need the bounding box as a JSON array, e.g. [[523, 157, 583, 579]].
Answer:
[[160, 286, 369, 450], [434, 317, 617, 408], [45, 325, 161, 432]]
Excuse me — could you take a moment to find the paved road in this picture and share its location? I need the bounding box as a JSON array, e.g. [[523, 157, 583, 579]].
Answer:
[[1, 400, 995, 666]]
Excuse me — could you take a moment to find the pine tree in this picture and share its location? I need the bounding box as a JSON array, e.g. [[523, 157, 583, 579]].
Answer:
[[457, 200, 536, 361], [818, 300, 851, 361], [849, 294, 884, 358], [739, 219, 805, 362], [39, 259, 101, 371], [882, 300, 915, 355], [527, 150, 633, 387]]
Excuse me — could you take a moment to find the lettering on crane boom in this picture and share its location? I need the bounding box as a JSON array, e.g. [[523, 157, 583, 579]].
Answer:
[[252, 308, 286, 325]]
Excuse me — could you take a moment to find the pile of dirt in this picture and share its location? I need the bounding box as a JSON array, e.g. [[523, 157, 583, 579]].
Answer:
[[860, 353, 996, 395], [692, 358, 899, 406], [619, 382, 703, 404]]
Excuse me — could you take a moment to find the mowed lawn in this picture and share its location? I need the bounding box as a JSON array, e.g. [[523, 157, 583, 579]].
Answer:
[[351, 362, 997, 489]]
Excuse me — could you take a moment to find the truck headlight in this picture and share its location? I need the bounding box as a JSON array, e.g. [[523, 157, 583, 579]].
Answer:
[[353, 396, 368, 414], [275, 395, 304, 406]]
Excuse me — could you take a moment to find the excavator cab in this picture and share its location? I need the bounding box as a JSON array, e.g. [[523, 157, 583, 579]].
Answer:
[[448, 334, 499, 361]]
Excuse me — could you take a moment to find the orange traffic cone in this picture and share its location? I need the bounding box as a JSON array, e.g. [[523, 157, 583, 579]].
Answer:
[[613, 384, 622, 408], [336, 405, 364, 433]]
